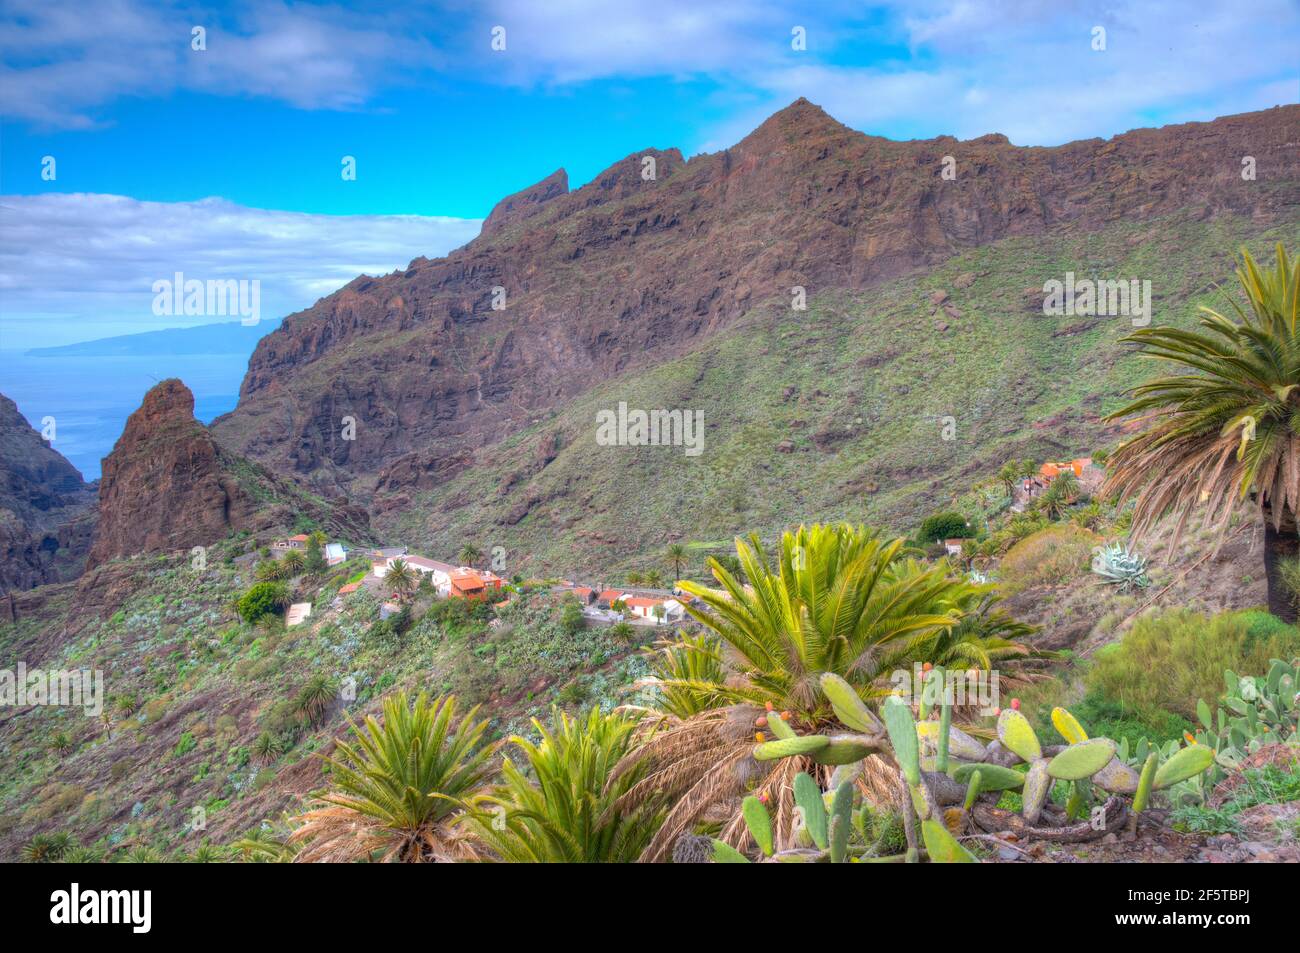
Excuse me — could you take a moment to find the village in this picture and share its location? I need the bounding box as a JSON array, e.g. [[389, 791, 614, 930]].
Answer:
[[264, 533, 693, 633], [261, 455, 1108, 633]]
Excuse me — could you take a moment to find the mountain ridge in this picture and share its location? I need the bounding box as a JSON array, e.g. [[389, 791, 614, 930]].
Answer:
[[210, 100, 1300, 506]]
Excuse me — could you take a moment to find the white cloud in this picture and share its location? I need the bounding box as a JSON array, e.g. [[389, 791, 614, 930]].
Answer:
[[0, 193, 481, 348], [0, 0, 435, 128]]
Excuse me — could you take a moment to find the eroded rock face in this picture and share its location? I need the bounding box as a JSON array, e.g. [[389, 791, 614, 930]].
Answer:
[[88, 380, 258, 568], [87, 379, 370, 569], [0, 393, 97, 593], [212, 100, 1300, 493]]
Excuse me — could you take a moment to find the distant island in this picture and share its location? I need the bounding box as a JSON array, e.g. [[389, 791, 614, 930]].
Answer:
[[26, 319, 280, 358]]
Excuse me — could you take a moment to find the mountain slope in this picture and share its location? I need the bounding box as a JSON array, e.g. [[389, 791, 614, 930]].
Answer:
[[373, 212, 1300, 574], [0, 394, 96, 594], [211, 101, 1300, 499]]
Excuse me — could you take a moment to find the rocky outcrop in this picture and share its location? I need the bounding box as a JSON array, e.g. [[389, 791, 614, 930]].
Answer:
[[211, 100, 1300, 493], [87, 380, 369, 569], [0, 393, 97, 593]]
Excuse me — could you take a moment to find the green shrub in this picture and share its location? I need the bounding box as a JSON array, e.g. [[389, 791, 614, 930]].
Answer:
[[918, 511, 972, 543], [998, 524, 1098, 593], [237, 582, 289, 623], [1086, 608, 1300, 721]]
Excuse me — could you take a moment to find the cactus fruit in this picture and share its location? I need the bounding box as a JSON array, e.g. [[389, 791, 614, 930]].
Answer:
[[1051, 706, 1089, 744], [883, 696, 921, 786], [1047, 738, 1116, 780], [819, 673, 883, 734], [793, 772, 829, 851], [1153, 744, 1215, 789], [742, 795, 774, 856], [753, 734, 829, 760], [921, 818, 978, 863], [996, 708, 1042, 761]]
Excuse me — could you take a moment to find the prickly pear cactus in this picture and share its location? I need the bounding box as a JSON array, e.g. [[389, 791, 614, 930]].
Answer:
[[716, 670, 1217, 862]]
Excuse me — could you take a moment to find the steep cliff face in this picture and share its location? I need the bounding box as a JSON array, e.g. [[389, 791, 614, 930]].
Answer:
[[87, 380, 367, 569], [0, 394, 97, 592], [211, 100, 1300, 492]]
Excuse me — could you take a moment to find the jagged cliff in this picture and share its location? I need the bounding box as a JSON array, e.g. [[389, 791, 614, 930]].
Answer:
[[87, 380, 368, 569], [211, 100, 1300, 495], [0, 394, 96, 593]]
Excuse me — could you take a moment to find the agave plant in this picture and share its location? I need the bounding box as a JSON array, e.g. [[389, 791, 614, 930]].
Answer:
[[1091, 542, 1151, 590], [1105, 244, 1300, 620], [612, 523, 999, 862], [463, 707, 661, 862], [288, 692, 492, 862]]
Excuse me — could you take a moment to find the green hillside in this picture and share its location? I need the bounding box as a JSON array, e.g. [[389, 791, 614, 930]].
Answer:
[[380, 212, 1300, 578]]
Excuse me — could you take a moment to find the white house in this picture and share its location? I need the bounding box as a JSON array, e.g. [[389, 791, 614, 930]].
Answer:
[[325, 542, 347, 566], [373, 554, 456, 596], [286, 603, 313, 628], [623, 596, 686, 625]]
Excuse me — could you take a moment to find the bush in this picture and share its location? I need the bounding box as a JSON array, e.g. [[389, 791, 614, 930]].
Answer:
[[998, 524, 1098, 593], [918, 511, 972, 544], [1085, 608, 1300, 721], [560, 600, 586, 636], [237, 582, 289, 622]]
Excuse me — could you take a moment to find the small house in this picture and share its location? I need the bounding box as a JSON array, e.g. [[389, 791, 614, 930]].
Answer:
[[325, 542, 347, 566], [943, 539, 965, 557], [273, 534, 310, 551], [286, 602, 313, 628]]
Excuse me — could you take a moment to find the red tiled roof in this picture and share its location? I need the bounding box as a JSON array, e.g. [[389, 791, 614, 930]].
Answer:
[[624, 596, 664, 608], [598, 589, 624, 603], [337, 582, 361, 594]]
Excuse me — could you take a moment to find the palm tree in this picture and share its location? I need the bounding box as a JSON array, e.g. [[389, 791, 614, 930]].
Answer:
[[255, 559, 288, 582], [612, 523, 989, 861], [458, 544, 483, 568], [289, 692, 491, 862], [293, 674, 336, 726], [666, 543, 688, 582], [22, 831, 73, 862], [1104, 245, 1300, 620], [280, 550, 306, 576], [462, 708, 660, 862], [252, 730, 284, 764], [385, 558, 415, 602], [635, 633, 726, 719], [1038, 470, 1079, 520], [49, 731, 73, 755]]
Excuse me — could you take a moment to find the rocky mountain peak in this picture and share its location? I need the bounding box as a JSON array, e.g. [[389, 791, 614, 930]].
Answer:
[[480, 167, 570, 238]]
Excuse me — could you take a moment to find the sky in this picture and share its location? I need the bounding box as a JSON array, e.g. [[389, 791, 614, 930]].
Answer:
[[1, 0, 1297, 348]]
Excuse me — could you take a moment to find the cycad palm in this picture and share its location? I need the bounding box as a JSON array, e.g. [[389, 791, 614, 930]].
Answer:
[[615, 523, 988, 861], [289, 692, 491, 862], [1104, 245, 1300, 620], [463, 708, 659, 863]]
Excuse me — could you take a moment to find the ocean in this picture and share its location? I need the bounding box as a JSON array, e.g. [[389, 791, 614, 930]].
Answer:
[[0, 349, 249, 480]]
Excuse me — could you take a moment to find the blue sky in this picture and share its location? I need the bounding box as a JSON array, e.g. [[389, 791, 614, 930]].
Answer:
[[1, 0, 1297, 347]]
